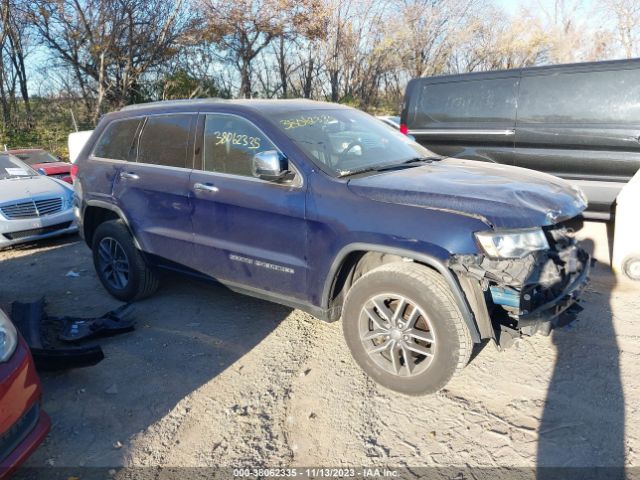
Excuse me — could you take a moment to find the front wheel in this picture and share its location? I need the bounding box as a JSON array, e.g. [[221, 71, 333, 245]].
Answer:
[[92, 220, 159, 301], [342, 262, 472, 395]]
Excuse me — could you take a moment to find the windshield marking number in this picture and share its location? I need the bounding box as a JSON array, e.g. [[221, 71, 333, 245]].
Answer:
[[214, 131, 261, 150]]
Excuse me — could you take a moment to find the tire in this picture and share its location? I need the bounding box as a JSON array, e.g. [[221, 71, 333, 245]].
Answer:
[[342, 261, 472, 395], [92, 220, 159, 301]]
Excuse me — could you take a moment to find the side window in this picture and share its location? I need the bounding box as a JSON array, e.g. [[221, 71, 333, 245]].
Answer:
[[415, 78, 518, 126], [137, 114, 194, 168], [203, 114, 276, 177], [92, 118, 142, 160], [519, 69, 640, 124]]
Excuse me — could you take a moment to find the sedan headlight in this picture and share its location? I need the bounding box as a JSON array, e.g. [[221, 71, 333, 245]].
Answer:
[[0, 310, 18, 363], [475, 228, 549, 259]]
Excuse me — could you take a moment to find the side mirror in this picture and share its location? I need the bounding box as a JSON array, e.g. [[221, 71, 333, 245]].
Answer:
[[252, 150, 289, 181]]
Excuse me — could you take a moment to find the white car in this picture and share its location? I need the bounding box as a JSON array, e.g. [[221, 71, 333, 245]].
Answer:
[[0, 153, 77, 249]]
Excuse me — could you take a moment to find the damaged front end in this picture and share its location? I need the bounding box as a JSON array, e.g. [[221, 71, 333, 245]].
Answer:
[[450, 221, 592, 348]]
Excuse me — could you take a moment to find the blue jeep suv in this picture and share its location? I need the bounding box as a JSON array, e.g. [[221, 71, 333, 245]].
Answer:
[[74, 99, 590, 395]]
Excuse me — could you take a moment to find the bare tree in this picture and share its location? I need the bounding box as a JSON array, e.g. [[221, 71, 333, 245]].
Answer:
[[199, 0, 324, 98], [29, 0, 190, 122], [392, 0, 479, 78], [599, 0, 640, 58], [0, 0, 34, 131]]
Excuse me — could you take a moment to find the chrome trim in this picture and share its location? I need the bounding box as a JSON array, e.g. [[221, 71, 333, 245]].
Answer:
[[194, 182, 220, 193], [88, 156, 127, 163], [409, 129, 515, 136], [119, 172, 140, 180], [190, 165, 303, 189]]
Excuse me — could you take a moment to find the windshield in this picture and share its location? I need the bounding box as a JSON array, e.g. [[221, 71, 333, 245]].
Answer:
[[13, 150, 59, 165], [272, 109, 439, 176], [0, 154, 39, 180]]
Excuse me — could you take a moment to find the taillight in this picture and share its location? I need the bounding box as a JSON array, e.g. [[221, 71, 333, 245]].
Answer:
[[399, 123, 408, 135], [70, 164, 79, 182]]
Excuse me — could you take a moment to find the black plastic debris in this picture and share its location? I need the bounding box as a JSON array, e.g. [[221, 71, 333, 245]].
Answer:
[[10, 298, 135, 371], [56, 303, 135, 342]]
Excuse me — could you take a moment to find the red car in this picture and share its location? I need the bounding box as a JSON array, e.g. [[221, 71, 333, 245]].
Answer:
[[8, 149, 72, 184], [0, 309, 50, 479]]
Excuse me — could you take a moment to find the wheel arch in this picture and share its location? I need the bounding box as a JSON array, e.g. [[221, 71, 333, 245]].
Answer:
[[323, 243, 482, 343], [83, 201, 142, 250]]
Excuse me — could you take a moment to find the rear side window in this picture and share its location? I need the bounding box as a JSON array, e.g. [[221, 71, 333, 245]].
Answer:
[[203, 114, 276, 177], [137, 114, 194, 168], [416, 77, 518, 125], [519, 68, 640, 124], [93, 118, 142, 160]]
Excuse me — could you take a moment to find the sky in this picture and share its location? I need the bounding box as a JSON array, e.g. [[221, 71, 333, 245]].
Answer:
[[25, 0, 605, 96], [494, 0, 594, 16]]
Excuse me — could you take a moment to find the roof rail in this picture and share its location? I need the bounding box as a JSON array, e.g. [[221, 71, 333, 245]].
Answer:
[[120, 98, 224, 111]]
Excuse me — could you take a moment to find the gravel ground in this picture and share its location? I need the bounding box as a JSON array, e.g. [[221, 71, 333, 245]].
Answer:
[[0, 225, 638, 475]]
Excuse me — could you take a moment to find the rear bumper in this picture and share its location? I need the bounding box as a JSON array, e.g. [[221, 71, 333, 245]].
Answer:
[[0, 208, 77, 249]]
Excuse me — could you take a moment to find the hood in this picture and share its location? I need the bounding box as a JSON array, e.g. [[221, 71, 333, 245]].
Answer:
[[347, 158, 587, 229], [0, 175, 72, 205]]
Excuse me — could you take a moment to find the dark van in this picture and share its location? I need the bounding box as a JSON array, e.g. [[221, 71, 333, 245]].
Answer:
[[400, 58, 640, 220]]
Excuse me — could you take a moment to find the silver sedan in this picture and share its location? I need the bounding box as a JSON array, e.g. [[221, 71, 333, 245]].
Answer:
[[0, 153, 77, 249]]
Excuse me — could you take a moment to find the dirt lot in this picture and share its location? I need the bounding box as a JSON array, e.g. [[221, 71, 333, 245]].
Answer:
[[1, 224, 639, 475]]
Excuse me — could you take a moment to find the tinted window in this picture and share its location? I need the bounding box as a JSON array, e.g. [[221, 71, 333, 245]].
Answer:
[[93, 118, 142, 160], [519, 69, 640, 124], [203, 114, 275, 177], [416, 78, 518, 125], [138, 114, 194, 168]]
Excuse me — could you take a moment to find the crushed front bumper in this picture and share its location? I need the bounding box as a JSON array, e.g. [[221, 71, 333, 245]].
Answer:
[[514, 254, 591, 336], [451, 223, 591, 345]]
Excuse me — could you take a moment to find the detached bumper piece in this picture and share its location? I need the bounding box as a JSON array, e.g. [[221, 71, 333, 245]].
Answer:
[[451, 222, 591, 348], [9, 298, 136, 371]]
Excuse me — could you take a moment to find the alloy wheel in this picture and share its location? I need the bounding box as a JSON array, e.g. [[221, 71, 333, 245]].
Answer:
[[358, 293, 436, 377], [97, 237, 130, 290]]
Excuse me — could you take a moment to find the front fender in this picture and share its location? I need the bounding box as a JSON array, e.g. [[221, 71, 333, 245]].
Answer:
[[322, 242, 482, 343]]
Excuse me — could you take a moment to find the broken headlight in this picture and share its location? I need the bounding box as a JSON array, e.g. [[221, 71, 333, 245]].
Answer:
[[0, 310, 18, 362], [475, 228, 549, 259]]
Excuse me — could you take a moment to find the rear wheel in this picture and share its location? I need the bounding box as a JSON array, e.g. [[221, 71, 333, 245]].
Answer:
[[92, 220, 159, 301], [342, 262, 472, 395]]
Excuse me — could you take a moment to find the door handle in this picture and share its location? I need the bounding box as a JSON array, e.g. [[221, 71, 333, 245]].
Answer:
[[120, 172, 140, 180], [194, 182, 219, 193]]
